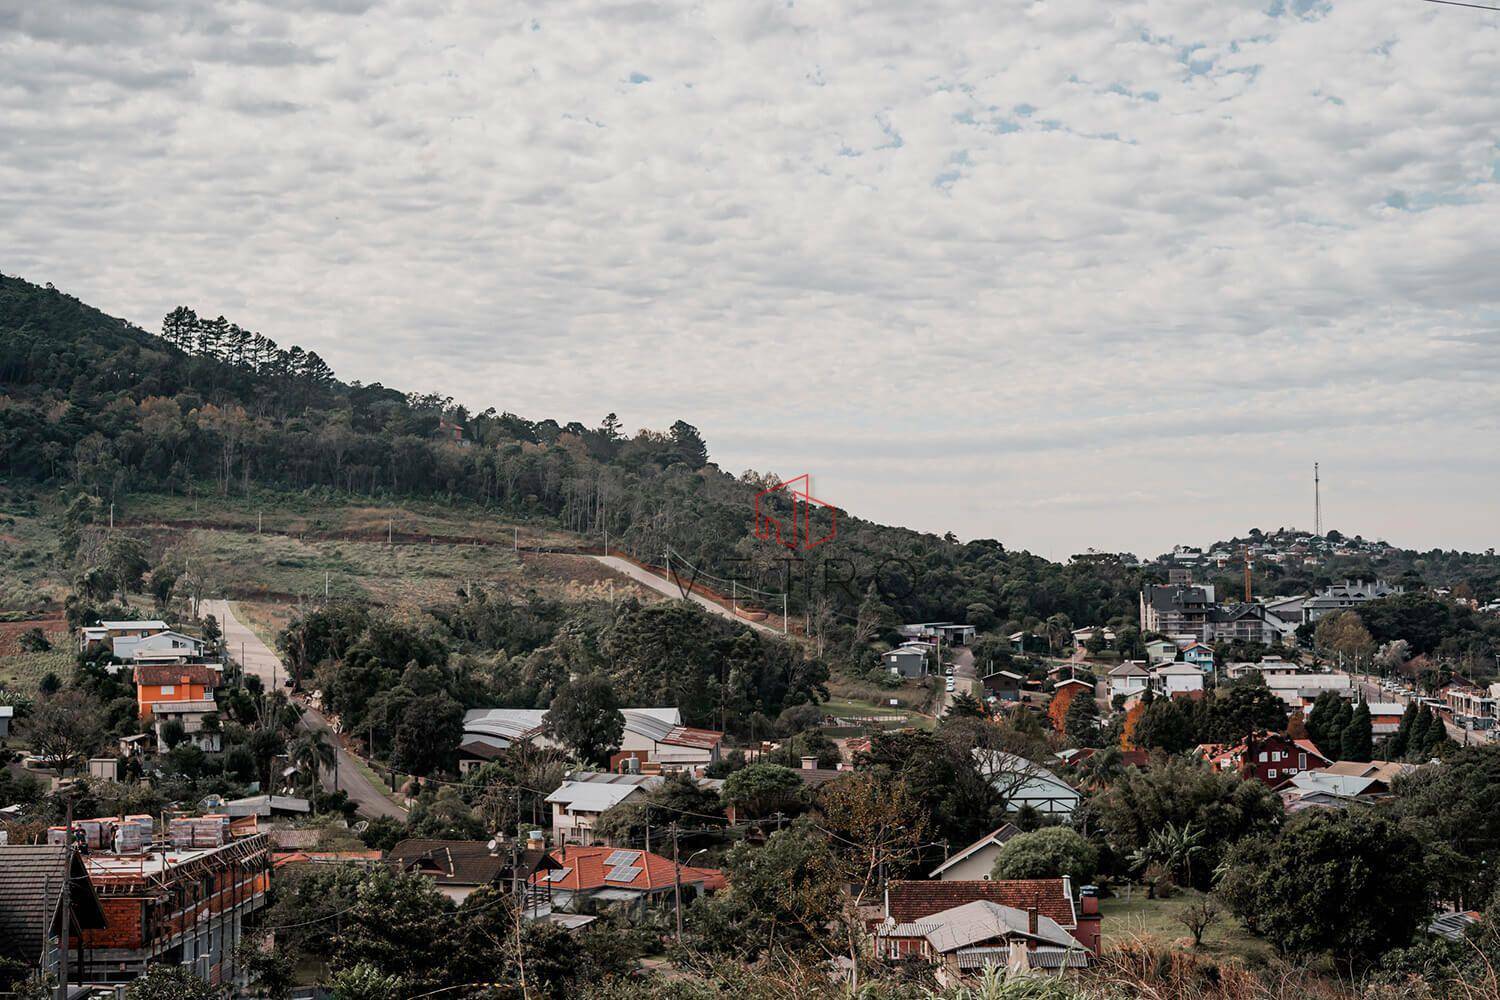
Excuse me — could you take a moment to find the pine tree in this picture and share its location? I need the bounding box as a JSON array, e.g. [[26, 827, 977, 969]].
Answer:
[[1341, 701, 1373, 762], [1065, 691, 1100, 747], [1408, 707, 1432, 758], [1389, 702, 1418, 759], [1421, 706, 1446, 753]]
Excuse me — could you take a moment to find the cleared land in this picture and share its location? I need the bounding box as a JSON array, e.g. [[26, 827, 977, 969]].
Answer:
[[1099, 888, 1274, 966]]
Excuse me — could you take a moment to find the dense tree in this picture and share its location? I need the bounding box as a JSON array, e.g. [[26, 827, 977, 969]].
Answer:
[[722, 763, 806, 820], [1391, 746, 1500, 907], [991, 827, 1099, 885], [544, 674, 624, 767], [1094, 756, 1283, 889], [1130, 698, 1195, 754], [1219, 810, 1431, 972]]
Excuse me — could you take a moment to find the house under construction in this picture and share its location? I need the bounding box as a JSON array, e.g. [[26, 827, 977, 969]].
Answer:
[[72, 830, 271, 986]]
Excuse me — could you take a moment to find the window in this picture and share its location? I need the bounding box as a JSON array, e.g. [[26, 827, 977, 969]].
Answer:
[[1267, 768, 1278, 778], [160, 685, 175, 695], [1258, 751, 1268, 762], [1298, 753, 1307, 769]]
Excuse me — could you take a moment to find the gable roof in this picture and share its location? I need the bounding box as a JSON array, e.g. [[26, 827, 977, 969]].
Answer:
[[1321, 760, 1414, 782], [545, 774, 661, 812], [1107, 662, 1149, 678], [533, 846, 725, 894], [134, 663, 221, 688], [97, 620, 168, 631], [929, 824, 1020, 878], [0, 846, 106, 964], [885, 878, 1076, 929], [387, 839, 555, 886], [917, 899, 1078, 953]]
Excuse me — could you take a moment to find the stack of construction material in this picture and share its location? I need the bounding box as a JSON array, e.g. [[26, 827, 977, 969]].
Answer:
[[113, 815, 154, 853], [169, 814, 231, 848]]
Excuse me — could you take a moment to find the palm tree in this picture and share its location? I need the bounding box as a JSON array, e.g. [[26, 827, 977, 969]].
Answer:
[[289, 730, 336, 793], [1043, 613, 1073, 656], [1131, 821, 1206, 888]]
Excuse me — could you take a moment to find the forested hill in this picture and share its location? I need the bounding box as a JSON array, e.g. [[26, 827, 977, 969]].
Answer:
[[0, 272, 1138, 632]]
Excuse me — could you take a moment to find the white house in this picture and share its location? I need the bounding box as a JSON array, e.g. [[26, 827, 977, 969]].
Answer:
[[974, 751, 1082, 818], [77, 619, 168, 653], [112, 630, 207, 664], [1264, 672, 1353, 709], [545, 772, 662, 845], [928, 825, 1021, 881], [1106, 662, 1150, 702], [1149, 662, 1204, 697]]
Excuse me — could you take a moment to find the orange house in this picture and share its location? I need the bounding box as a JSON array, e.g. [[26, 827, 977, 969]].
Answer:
[[134, 663, 219, 718]]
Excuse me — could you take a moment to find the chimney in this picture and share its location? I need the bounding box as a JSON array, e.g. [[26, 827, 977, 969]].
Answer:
[[801, 756, 818, 771], [1077, 885, 1102, 954], [1027, 906, 1038, 937]]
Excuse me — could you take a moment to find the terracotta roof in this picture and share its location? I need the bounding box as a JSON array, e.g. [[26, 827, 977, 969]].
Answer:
[[387, 839, 555, 886], [133, 663, 220, 687], [533, 846, 725, 894], [273, 850, 383, 869], [885, 879, 1076, 929]]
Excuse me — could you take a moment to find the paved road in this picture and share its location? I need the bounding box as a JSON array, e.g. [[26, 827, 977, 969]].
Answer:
[[591, 555, 785, 637], [202, 600, 408, 821], [936, 646, 979, 716]]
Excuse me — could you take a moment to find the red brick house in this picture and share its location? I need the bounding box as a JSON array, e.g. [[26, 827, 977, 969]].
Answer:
[[1197, 731, 1330, 787], [881, 878, 1101, 955]]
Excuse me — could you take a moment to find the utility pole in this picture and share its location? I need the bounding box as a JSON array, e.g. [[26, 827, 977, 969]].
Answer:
[[108, 502, 114, 529], [513, 526, 518, 552], [388, 518, 393, 546], [1314, 462, 1322, 537], [324, 571, 330, 601], [58, 798, 73, 1000], [258, 511, 263, 534], [782, 592, 788, 636], [672, 822, 683, 942]]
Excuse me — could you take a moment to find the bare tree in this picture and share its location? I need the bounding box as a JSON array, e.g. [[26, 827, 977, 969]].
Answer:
[[24, 691, 105, 773], [1175, 894, 1222, 947]]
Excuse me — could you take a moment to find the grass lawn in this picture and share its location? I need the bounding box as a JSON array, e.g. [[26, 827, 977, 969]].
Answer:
[[1099, 888, 1274, 966]]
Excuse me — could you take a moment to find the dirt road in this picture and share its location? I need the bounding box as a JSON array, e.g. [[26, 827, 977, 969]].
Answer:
[[202, 599, 408, 821], [590, 555, 786, 637]]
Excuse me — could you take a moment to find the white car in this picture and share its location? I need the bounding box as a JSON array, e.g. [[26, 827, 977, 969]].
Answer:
[[945, 678, 956, 692]]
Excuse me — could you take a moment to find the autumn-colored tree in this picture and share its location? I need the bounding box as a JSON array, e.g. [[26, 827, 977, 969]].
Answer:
[[1048, 684, 1082, 733], [1121, 700, 1147, 749]]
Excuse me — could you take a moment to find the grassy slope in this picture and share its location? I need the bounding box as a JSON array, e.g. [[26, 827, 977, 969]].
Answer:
[[1099, 889, 1274, 967]]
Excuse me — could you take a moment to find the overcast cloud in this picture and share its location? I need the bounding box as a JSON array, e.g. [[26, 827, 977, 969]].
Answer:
[[3, 0, 1498, 559]]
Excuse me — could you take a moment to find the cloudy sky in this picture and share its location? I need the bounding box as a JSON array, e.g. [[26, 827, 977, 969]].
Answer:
[[4, 0, 1498, 559]]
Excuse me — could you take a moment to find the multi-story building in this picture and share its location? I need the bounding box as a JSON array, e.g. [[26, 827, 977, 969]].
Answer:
[[1139, 584, 1216, 641]]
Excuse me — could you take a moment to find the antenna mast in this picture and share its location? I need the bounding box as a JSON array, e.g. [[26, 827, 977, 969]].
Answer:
[[1314, 462, 1322, 537]]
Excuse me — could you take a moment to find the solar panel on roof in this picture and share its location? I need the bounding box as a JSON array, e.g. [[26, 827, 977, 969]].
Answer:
[[547, 867, 572, 882], [605, 864, 642, 882], [603, 850, 639, 866]]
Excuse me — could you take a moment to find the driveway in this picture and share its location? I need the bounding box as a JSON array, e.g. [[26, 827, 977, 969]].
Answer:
[[202, 600, 408, 821], [591, 555, 784, 637]]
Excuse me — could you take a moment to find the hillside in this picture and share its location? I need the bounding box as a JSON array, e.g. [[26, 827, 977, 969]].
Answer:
[[0, 272, 1147, 640]]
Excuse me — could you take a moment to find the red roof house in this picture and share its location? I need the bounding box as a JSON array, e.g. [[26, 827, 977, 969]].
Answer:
[[531, 846, 725, 907], [1197, 731, 1330, 787], [883, 878, 1100, 954]]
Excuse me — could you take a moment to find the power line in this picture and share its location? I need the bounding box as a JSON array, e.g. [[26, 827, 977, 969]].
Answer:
[[1424, 0, 1500, 9]]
